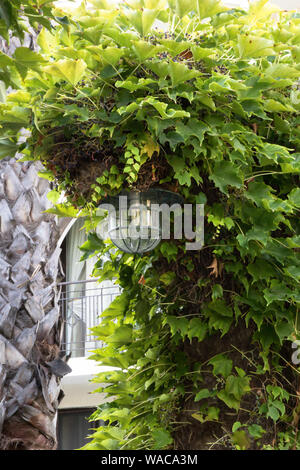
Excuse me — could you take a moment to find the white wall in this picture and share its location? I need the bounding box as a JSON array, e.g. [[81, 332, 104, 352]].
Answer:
[[262, 0, 299, 8], [59, 357, 117, 409]]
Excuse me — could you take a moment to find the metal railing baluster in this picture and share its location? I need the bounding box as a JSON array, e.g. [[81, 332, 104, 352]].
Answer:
[[58, 280, 120, 357]]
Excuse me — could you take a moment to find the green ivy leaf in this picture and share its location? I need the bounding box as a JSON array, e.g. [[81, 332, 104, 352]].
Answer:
[[232, 430, 250, 450], [194, 388, 212, 402], [232, 421, 242, 432], [0, 0, 14, 28], [255, 324, 279, 351], [187, 318, 207, 342], [116, 77, 156, 93], [45, 203, 78, 218], [247, 259, 276, 282], [131, 41, 163, 61], [196, 0, 225, 20], [145, 96, 190, 119], [288, 188, 300, 207], [175, 119, 209, 146], [227, 374, 251, 400], [159, 271, 176, 285], [44, 59, 87, 85], [212, 284, 223, 300], [165, 316, 189, 338], [0, 106, 29, 126], [80, 232, 104, 259], [248, 424, 265, 439], [46, 189, 60, 204], [264, 99, 294, 113], [167, 61, 199, 87], [0, 138, 18, 159], [152, 429, 173, 450], [106, 325, 133, 345], [210, 161, 243, 194], [13, 47, 45, 78], [245, 181, 275, 208], [267, 405, 280, 422], [217, 389, 240, 410], [237, 34, 275, 58], [208, 354, 233, 378], [125, 8, 158, 36], [100, 293, 129, 319], [218, 373, 251, 410], [0, 50, 14, 67]]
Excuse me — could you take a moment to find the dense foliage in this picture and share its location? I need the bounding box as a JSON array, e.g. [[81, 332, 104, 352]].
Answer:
[[0, 0, 299, 450]]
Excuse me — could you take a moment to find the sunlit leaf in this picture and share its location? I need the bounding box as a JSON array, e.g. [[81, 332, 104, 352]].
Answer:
[[44, 59, 87, 85]]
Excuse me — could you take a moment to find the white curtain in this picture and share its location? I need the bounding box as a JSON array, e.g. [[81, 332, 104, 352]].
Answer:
[[65, 218, 87, 357], [84, 257, 117, 353]]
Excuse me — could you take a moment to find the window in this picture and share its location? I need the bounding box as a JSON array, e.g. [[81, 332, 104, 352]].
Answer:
[[57, 408, 102, 450]]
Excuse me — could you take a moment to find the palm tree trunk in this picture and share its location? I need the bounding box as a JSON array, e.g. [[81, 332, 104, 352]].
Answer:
[[0, 157, 69, 450]]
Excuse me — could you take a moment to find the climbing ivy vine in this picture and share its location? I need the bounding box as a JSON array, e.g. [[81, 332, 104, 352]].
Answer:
[[0, 0, 299, 450]]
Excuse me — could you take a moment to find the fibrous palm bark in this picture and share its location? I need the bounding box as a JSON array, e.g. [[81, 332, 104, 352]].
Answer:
[[0, 157, 70, 450], [0, 28, 71, 451], [0, 25, 37, 57]]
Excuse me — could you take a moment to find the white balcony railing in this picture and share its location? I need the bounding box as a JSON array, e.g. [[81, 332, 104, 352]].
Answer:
[[58, 279, 120, 358]]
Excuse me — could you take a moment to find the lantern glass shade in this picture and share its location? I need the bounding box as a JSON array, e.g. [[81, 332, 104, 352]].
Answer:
[[102, 188, 183, 254]]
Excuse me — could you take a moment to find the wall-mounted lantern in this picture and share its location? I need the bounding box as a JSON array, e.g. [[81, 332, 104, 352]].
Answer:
[[98, 188, 183, 254]]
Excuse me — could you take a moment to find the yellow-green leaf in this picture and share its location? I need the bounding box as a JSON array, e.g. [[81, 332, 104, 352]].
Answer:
[[44, 59, 87, 86]]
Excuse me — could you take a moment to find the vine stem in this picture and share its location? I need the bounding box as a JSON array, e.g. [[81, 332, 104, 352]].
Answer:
[[231, 344, 257, 368], [270, 349, 300, 375], [127, 363, 173, 381], [208, 434, 228, 450]]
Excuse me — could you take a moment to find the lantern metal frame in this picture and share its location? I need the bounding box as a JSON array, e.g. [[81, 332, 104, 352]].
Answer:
[[102, 188, 183, 254]]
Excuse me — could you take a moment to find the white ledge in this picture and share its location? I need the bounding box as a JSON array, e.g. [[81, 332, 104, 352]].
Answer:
[[59, 357, 117, 409]]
